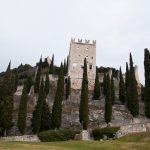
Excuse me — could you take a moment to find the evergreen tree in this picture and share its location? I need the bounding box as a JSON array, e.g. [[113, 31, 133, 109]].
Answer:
[[64, 59, 67, 75], [144, 49, 150, 118], [103, 73, 107, 95], [49, 54, 54, 74], [51, 63, 64, 129], [14, 73, 18, 93], [45, 73, 50, 96], [17, 84, 28, 134], [119, 67, 126, 104], [25, 76, 33, 94], [125, 62, 131, 109], [66, 76, 71, 99], [129, 53, 139, 116], [66, 55, 69, 75], [34, 58, 42, 93], [105, 74, 112, 124], [79, 58, 89, 130], [32, 79, 45, 133], [111, 75, 115, 105], [93, 68, 100, 100], [0, 62, 13, 136], [40, 100, 51, 131]]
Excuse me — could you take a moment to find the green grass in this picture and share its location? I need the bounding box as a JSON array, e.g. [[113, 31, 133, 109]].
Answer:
[[0, 132, 150, 150]]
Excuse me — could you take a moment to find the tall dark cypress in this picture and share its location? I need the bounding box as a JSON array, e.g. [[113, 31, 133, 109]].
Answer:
[[32, 79, 45, 133], [111, 75, 115, 105], [49, 54, 54, 74], [93, 68, 100, 100], [40, 100, 51, 131], [51, 63, 64, 129], [105, 74, 112, 124], [0, 62, 13, 136], [144, 49, 150, 118], [79, 58, 89, 130], [125, 62, 130, 109], [129, 53, 139, 116], [66, 76, 71, 99], [103, 73, 107, 96], [66, 55, 69, 75], [34, 58, 42, 93], [45, 73, 50, 96], [119, 67, 126, 104], [17, 84, 28, 134]]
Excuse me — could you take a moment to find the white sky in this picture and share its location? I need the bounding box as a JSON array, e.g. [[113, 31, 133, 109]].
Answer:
[[0, 0, 150, 84]]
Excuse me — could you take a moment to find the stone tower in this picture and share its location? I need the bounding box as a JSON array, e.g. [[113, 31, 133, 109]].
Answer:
[[68, 38, 96, 90]]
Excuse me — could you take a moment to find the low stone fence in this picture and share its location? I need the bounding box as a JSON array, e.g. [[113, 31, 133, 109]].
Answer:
[[116, 122, 150, 138], [0, 135, 40, 142]]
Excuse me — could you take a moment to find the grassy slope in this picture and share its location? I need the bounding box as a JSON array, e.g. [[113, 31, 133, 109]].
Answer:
[[0, 132, 150, 150]]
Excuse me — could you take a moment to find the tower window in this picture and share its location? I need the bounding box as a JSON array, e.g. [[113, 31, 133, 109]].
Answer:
[[89, 64, 92, 70], [91, 57, 93, 59], [81, 65, 84, 69]]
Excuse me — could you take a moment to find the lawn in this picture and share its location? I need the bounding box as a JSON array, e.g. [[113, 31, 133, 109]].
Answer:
[[0, 132, 150, 150]]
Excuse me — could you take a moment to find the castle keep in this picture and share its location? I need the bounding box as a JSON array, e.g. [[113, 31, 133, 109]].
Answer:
[[68, 38, 96, 90]]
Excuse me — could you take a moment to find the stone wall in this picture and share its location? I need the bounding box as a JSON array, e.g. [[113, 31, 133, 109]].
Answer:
[[0, 135, 40, 142]]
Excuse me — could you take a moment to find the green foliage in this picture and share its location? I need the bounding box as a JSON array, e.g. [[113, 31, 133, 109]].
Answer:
[[66, 76, 71, 99], [79, 58, 89, 130], [129, 53, 139, 116], [32, 79, 45, 133], [144, 49, 150, 118], [103, 73, 107, 95], [38, 129, 79, 142], [105, 74, 112, 124], [17, 85, 28, 134], [0, 62, 14, 135], [51, 63, 64, 129], [119, 67, 126, 104], [40, 100, 51, 131], [44, 73, 50, 96], [125, 62, 130, 109], [25, 76, 33, 93], [49, 54, 54, 74], [34, 58, 42, 93], [98, 67, 119, 78], [111, 76, 115, 105], [93, 68, 100, 100], [92, 127, 120, 140]]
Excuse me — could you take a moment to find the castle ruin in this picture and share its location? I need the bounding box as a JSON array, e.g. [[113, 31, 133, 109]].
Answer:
[[68, 38, 96, 90]]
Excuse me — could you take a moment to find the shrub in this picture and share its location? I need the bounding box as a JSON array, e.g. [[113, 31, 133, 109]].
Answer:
[[92, 127, 120, 140], [38, 129, 79, 142]]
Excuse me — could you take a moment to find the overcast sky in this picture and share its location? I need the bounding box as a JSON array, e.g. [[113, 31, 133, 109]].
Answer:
[[0, 0, 150, 84]]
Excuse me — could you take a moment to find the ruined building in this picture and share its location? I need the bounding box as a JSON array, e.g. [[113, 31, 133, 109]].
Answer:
[[68, 38, 96, 90]]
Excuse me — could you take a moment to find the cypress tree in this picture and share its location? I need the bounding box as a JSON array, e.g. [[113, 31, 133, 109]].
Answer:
[[103, 73, 107, 95], [125, 62, 131, 109], [93, 68, 100, 100], [17, 84, 28, 134], [40, 100, 51, 131], [51, 63, 64, 129], [105, 74, 112, 124], [32, 78, 45, 133], [0, 62, 13, 136], [34, 58, 42, 93], [144, 49, 150, 118], [64, 59, 67, 75], [25, 77, 33, 94], [66, 55, 69, 75], [49, 54, 54, 74], [119, 67, 126, 104], [79, 58, 89, 130], [111, 75, 115, 105], [66, 76, 71, 99], [129, 53, 139, 116], [45, 73, 50, 96]]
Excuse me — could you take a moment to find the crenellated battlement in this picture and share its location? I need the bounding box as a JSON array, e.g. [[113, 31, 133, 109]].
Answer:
[[71, 38, 96, 45]]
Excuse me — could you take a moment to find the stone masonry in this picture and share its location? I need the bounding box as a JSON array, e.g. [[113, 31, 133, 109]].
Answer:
[[68, 38, 96, 90]]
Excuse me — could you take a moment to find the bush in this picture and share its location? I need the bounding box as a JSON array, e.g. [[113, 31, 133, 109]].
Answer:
[[0, 127, 4, 135], [38, 129, 79, 142], [92, 127, 120, 140]]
